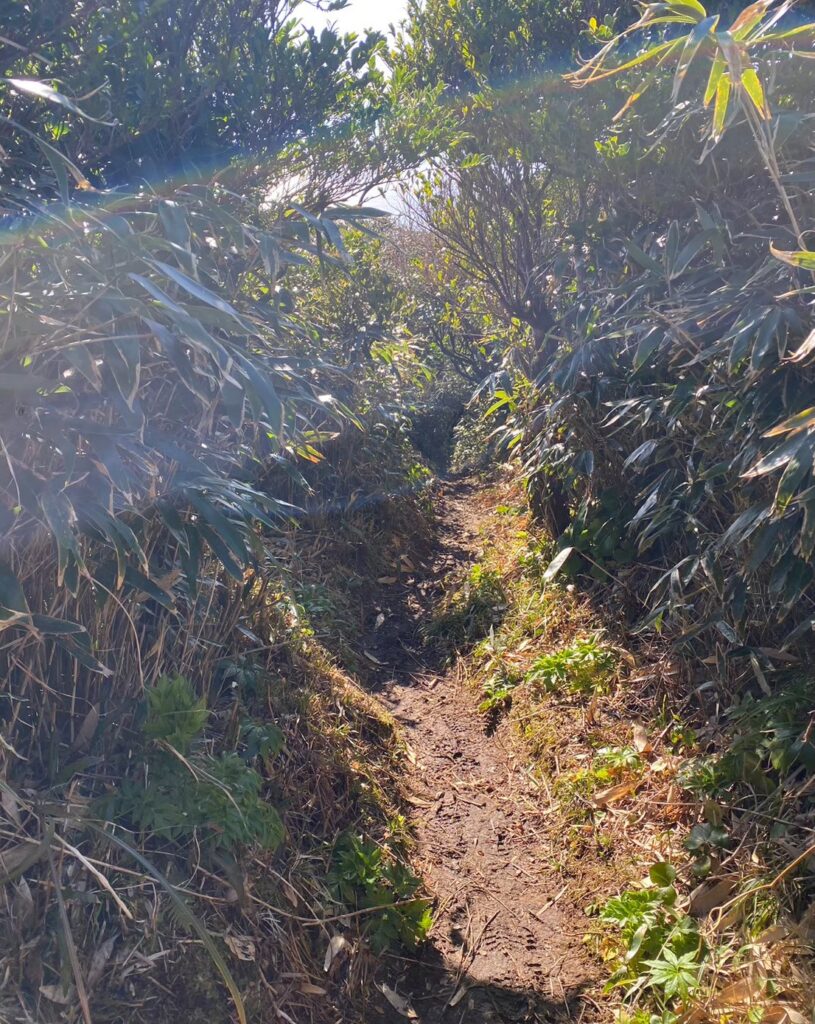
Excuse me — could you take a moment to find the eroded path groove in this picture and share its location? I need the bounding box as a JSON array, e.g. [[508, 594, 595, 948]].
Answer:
[[364, 479, 600, 1023]]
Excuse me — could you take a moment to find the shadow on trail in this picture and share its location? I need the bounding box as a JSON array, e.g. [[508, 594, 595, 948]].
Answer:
[[385, 950, 595, 1022], [357, 476, 492, 693]]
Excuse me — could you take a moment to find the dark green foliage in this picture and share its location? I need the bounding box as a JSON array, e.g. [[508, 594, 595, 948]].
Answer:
[[600, 863, 706, 1007], [467, 0, 815, 661], [329, 834, 432, 952], [1, 0, 388, 186], [113, 675, 284, 852], [144, 674, 209, 755], [400, 0, 636, 91], [680, 677, 815, 799]]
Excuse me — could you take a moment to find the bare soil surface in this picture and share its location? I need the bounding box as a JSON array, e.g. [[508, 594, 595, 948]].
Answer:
[[362, 479, 601, 1023]]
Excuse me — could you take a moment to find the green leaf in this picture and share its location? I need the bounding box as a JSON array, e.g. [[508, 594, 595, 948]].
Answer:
[[730, 0, 776, 40], [106, 338, 141, 411], [703, 53, 726, 106], [712, 72, 731, 140], [148, 260, 251, 329], [765, 407, 815, 438], [741, 67, 768, 118], [158, 201, 191, 251], [29, 614, 86, 636], [6, 78, 113, 124], [649, 861, 677, 887], [770, 245, 815, 271], [672, 15, 719, 101], [774, 440, 812, 509], [670, 229, 718, 279], [0, 564, 30, 628], [39, 490, 83, 590], [744, 433, 811, 478]]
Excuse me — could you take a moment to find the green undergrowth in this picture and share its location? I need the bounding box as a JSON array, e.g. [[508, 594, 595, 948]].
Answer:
[[458, 480, 815, 1024], [108, 674, 285, 852], [427, 562, 507, 650], [329, 833, 433, 952]]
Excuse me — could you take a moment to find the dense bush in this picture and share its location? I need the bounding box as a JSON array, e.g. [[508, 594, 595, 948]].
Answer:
[[518, 1, 815, 662], [398, 0, 815, 665]]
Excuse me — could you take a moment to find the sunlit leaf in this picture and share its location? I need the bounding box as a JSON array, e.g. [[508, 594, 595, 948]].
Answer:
[[712, 71, 731, 140], [741, 67, 768, 118]]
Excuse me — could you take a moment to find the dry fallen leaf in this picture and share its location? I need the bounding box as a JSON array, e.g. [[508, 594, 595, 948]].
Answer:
[[593, 781, 638, 807], [406, 795, 433, 807], [0, 840, 45, 877], [632, 723, 652, 753], [448, 984, 470, 1007], [363, 650, 386, 665], [709, 975, 766, 1009], [88, 935, 118, 988], [379, 983, 417, 1019], [13, 877, 34, 930], [689, 876, 737, 917], [225, 934, 256, 961], [324, 934, 347, 973], [72, 703, 100, 752], [40, 984, 73, 1005], [1, 787, 21, 826], [764, 1004, 807, 1024], [377, 576, 397, 585], [300, 982, 327, 996]]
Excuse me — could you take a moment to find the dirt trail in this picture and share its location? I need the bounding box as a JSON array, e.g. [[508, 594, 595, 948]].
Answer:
[[364, 479, 600, 1023]]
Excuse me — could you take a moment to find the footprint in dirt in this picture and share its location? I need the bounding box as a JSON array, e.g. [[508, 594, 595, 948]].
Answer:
[[371, 479, 599, 1024]]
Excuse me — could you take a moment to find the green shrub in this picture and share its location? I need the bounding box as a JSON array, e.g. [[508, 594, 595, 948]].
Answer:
[[329, 834, 432, 952], [112, 676, 284, 853], [525, 636, 617, 695], [600, 863, 706, 1008]]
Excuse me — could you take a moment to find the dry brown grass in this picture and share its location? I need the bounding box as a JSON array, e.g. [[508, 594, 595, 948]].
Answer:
[[0, 434, 433, 1024]]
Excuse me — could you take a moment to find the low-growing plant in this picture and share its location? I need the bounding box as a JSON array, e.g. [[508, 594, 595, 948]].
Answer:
[[428, 563, 507, 647], [560, 490, 636, 579], [526, 636, 617, 695], [594, 745, 643, 774], [679, 679, 815, 799], [600, 863, 707, 1009], [478, 664, 524, 713], [558, 745, 643, 808], [111, 675, 284, 853], [328, 834, 433, 952]]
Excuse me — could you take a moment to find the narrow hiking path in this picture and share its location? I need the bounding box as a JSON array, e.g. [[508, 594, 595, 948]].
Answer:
[[361, 479, 601, 1023]]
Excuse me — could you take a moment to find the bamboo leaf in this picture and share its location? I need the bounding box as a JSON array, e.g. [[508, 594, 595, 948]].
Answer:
[[712, 71, 731, 140], [672, 15, 719, 101], [0, 564, 30, 628], [729, 0, 776, 40], [543, 546, 575, 582], [741, 67, 768, 118], [765, 407, 815, 438], [703, 53, 726, 105], [770, 244, 815, 271], [6, 78, 114, 125], [149, 259, 252, 329]]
